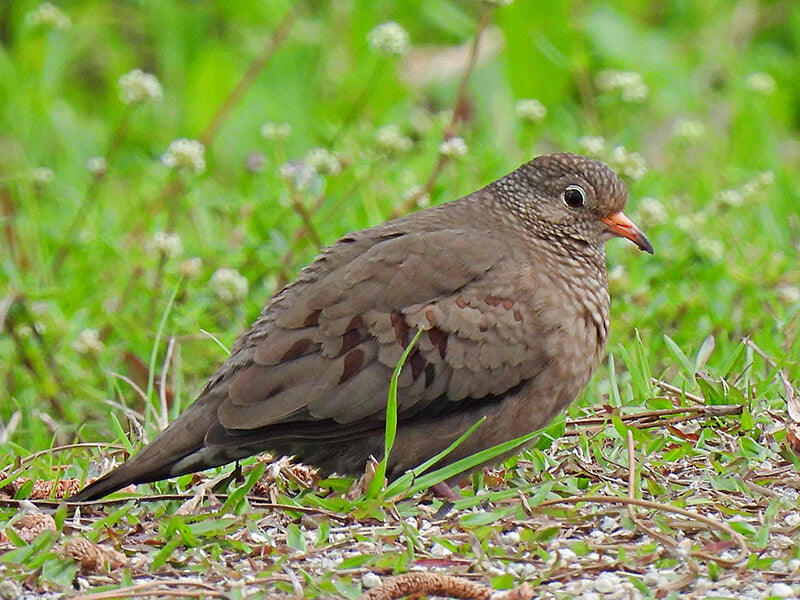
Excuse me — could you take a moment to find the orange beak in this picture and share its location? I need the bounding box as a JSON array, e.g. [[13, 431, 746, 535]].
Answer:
[[601, 211, 654, 254]]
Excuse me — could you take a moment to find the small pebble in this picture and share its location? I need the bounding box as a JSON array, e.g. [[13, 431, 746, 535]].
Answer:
[[599, 516, 618, 532], [0, 580, 22, 600], [770, 582, 795, 598], [361, 572, 382, 589], [486, 566, 506, 578], [589, 529, 605, 538], [558, 547, 577, 560], [594, 572, 619, 594], [501, 530, 521, 544], [784, 512, 800, 527], [430, 542, 452, 557], [521, 563, 539, 579]]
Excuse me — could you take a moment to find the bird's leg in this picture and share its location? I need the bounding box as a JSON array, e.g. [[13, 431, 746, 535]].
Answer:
[[431, 481, 460, 502]]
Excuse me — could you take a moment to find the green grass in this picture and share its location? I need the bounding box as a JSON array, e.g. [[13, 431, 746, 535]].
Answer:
[[2, 0, 800, 597]]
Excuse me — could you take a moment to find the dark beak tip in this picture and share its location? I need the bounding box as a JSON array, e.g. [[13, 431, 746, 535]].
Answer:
[[640, 239, 655, 255]]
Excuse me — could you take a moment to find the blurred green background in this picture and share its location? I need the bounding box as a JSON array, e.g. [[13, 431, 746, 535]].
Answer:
[[1, 0, 798, 456]]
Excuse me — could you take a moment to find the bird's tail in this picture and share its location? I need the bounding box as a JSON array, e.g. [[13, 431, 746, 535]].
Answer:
[[69, 394, 221, 502]]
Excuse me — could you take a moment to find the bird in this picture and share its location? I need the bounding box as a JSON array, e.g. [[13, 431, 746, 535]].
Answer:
[[70, 152, 653, 502]]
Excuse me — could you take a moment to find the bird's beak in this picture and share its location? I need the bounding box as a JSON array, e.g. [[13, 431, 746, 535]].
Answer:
[[601, 211, 654, 254]]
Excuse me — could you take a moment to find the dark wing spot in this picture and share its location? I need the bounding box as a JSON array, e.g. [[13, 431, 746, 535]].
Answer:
[[424, 363, 436, 388], [339, 348, 365, 384], [390, 311, 409, 348], [339, 328, 363, 355], [502, 299, 514, 310], [346, 315, 365, 331], [281, 338, 313, 362], [409, 349, 426, 381], [484, 296, 502, 307], [427, 327, 448, 359], [455, 296, 468, 309], [303, 309, 321, 327], [266, 385, 284, 400], [513, 309, 523, 322], [479, 324, 488, 332]]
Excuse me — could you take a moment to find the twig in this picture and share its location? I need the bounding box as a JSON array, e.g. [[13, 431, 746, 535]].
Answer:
[[562, 404, 742, 436], [535, 495, 750, 566], [0, 182, 23, 267], [392, 3, 494, 218], [54, 493, 341, 518], [71, 580, 227, 600], [158, 336, 176, 430], [625, 430, 685, 558], [567, 404, 741, 426], [288, 189, 323, 248], [198, 1, 303, 147], [8, 442, 127, 471], [651, 378, 706, 405]]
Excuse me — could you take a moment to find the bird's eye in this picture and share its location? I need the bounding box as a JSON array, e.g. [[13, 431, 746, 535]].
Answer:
[[563, 185, 586, 209]]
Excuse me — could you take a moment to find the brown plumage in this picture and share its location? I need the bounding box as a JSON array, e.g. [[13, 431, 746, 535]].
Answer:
[[70, 153, 652, 502]]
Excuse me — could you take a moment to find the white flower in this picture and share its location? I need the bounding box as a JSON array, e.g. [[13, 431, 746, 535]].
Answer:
[[716, 172, 774, 208], [696, 238, 724, 263], [72, 329, 103, 356], [375, 125, 413, 155], [596, 70, 648, 102], [147, 231, 183, 258], [609, 146, 647, 180], [161, 138, 206, 174], [260, 122, 292, 141], [717, 189, 744, 208], [245, 152, 266, 173], [118, 69, 163, 105], [579, 136, 606, 156], [86, 157, 108, 177], [280, 161, 320, 192], [25, 2, 71, 30], [637, 197, 668, 227], [178, 257, 202, 279], [31, 167, 55, 184], [304, 148, 341, 175], [745, 72, 776, 95], [672, 118, 705, 140], [367, 22, 410, 56], [404, 185, 430, 208], [439, 136, 468, 158], [210, 268, 248, 304], [515, 99, 547, 123]]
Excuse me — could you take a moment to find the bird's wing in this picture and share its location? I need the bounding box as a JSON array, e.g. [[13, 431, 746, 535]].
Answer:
[[209, 227, 547, 443]]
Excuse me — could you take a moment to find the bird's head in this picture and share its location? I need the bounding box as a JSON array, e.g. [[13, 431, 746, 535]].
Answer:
[[497, 152, 654, 255]]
